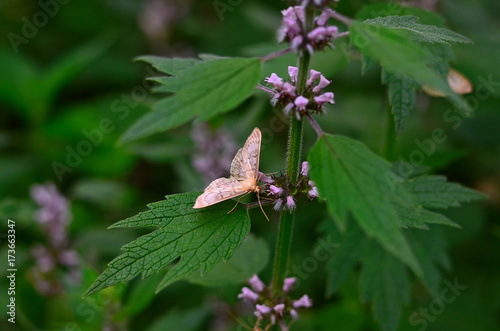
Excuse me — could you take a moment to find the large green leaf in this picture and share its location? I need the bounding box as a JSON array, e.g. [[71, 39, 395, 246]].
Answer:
[[120, 56, 262, 143], [84, 192, 251, 296], [362, 16, 472, 45], [326, 225, 367, 296], [407, 228, 450, 298], [186, 234, 269, 286], [404, 175, 486, 209], [349, 16, 472, 114], [324, 222, 451, 331], [360, 242, 410, 331], [308, 135, 422, 277]]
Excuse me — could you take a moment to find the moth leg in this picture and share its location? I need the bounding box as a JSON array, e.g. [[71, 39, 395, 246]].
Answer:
[[227, 192, 251, 214]]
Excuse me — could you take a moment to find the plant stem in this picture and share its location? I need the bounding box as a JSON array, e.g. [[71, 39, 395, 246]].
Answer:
[[271, 4, 314, 298], [261, 48, 292, 62], [329, 11, 354, 26]]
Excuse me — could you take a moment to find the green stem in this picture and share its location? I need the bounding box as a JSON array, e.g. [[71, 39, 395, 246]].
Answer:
[[271, 5, 314, 298]]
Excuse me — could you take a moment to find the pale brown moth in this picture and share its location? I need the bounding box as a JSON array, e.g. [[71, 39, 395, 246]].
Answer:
[[193, 127, 268, 218], [423, 68, 473, 97]]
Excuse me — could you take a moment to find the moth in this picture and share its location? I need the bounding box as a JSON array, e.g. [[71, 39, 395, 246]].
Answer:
[[423, 68, 473, 97], [193, 127, 268, 218]]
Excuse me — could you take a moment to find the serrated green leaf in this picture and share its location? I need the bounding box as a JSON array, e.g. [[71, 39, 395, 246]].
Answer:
[[84, 192, 250, 296], [393, 173, 482, 229], [360, 242, 410, 331], [407, 228, 450, 297], [363, 16, 472, 45], [326, 225, 367, 296], [382, 70, 416, 136], [186, 234, 269, 286], [396, 204, 460, 229], [309, 135, 422, 277], [350, 17, 472, 114], [404, 175, 486, 209], [135, 55, 199, 76], [120, 57, 262, 143]]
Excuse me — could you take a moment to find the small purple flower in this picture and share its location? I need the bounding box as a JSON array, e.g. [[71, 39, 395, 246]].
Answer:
[[308, 187, 319, 199], [270, 92, 281, 106], [290, 35, 303, 51], [293, 6, 305, 23], [312, 75, 331, 94], [286, 196, 296, 210], [308, 27, 327, 41], [265, 73, 284, 89], [191, 124, 237, 183], [301, 161, 309, 176], [306, 69, 322, 86], [274, 303, 285, 315], [31, 245, 56, 273], [273, 198, 283, 211], [316, 9, 335, 26], [283, 277, 297, 292], [314, 92, 335, 105], [59, 250, 79, 267], [326, 25, 339, 35], [238, 287, 259, 302], [293, 294, 312, 308], [259, 172, 274, 184], [290, 309, 299, 320], [288, 66, 298, 82], [31, 183, 71, 248], [281, 7, 295, 20], [249, 274, 266, 293], [282, 82, 296, 97], [294, 96, 309, 111], [270, 185, 284, 196], [255, 304, 272, 317], [283, 102, 294, 115]]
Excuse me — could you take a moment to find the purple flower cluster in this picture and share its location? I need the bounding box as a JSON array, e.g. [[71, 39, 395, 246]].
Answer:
[[264, 67, 334, 120], [31, 183, 72, 248], [263, 162, 319, 212], [237, 274, 312, 329], [278, 6, 340, 54], [191, 123, 238, 184], [29, 183, 80, 296]]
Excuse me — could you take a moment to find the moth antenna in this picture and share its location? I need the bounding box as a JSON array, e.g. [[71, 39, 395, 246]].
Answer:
[[257, 193, 270, 222], [227, 192, 251, 214]]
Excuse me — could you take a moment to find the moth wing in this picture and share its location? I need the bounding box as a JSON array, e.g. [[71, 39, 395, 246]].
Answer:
[[448, 68, 472, 95], [230, 127, 261, 181], [193, 178, 247, 209]]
